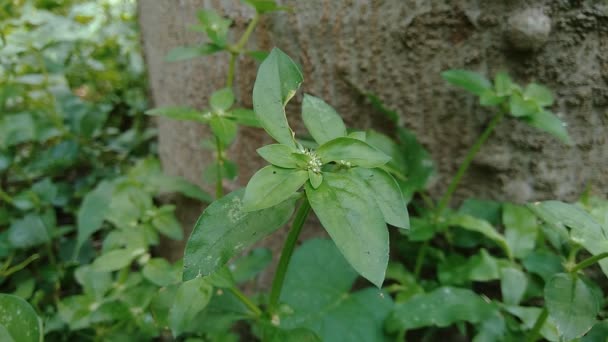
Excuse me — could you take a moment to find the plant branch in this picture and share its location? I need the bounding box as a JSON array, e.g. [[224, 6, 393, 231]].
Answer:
[[215, 136, 224, 198], [570, 252, 608, 273], [268, 199, 311, 313], [229, 287, 262, 317]]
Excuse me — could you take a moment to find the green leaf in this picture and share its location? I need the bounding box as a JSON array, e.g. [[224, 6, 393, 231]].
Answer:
[[150, 175, 212, 202], [522, 250, 564, 282], [494, 72, 513, 97], [169, 277, 213, 337], [261, 326, 322, 342], [385, 287, 496, 333], [243, 166, 308, 211], [229, 108, 262, 127], [145, 106, 207, 122], [8, 213, 51, 249], [229, 248, 272, 284], [280, 239, 393, 342], [447, 213, 513, 259], [242, 0, 290, 13], [256, 144, 299, 168], [183, 189, 295, 281], [92, 248, 144, 272], [479, 90, 505, 106], [196, 9, 231, 46], [353, 168, 409, 229], [545, 273, 599, 340], [438, 249, 501, 285], [306, 172, 389, 287], [441, 69, 492, 96], [317, 137, 390, 168], [524, 83, 554, 106], [209, 116, 237, 145], [151, 206, 184, 240], [165, 44, 222, 62], [0, 113, 36, 148], [143, 259, 181, 287], [582, 320, 608, 342], [509, 93, 538, 117], [74, 265, 112, 300], [503, 203, 538, 259], [500, 267, 527, 305], [396, 128, 435, 200], [246, 50, 270, 62], [252, 48, 302, 148], [504, 306, 560, 341], [524, 110, 572, 144], [301, 94, 347, 145], [308, 170, 322, 189], [210, 88, 235, 112], [0, 294, 42, 342], [77, 180, 114, 252]]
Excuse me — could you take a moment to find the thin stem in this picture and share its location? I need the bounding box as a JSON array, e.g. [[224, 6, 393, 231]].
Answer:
[[570, 252, 608, 273], [228, 287, 262, 317], [414, 241, 429, 278], [215, 136, 224, 199], [525, 307, 548, 342], [1, 254, 39, 277], [436, 112, 504, 214], [235, 13, 259, 51], [268, 199, 311, 313], [226, 53, 237, 87]]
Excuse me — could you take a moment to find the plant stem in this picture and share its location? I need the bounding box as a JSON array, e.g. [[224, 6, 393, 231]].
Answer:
[[229, 287, 262, 317], [226, 54, 237, 87], [436, 112, 504, 214], [1, 254, 39, 277], [215, 136, 224, 198], [525, 307, 548, 342], [226, 13, 259, 88], [570, 252, 608, 273], [235, 13, 259, 51], [414, 241, 429, 278], [268, 199, 311, 313]]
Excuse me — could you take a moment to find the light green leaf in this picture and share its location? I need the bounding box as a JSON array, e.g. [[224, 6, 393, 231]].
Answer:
[[317, 137, 390, 168], [145, 106, 207, 122], [210, 88, 235, 112], [209, 116, 237, 145], [151, 206, 183, 240], [246, 50, 270, 62], [0, 294, 42, 342], [524, 110, 572, 145], [280, 239, 393, 342], [385, 287, 496, 333], [169, 277, 213, 337], [504, 306, 559, 341], [143, 259, 181, 287], [229, 108, 262, 127], [256, 144, 299, 168], [396, 128, 435, 201], [503, 203, 538, 259], [348, 131, 366, 141], [306, 172, 389, 287], [301, 94, 347, 145], [522, 250, 564, 282], [242, 0, 290, 13], [308, 170, 322, 189], [500, 267, 527, 305], [509, 93, 538, 117], [92, 248, 144, 272], [447, 213, 513, 259], [183, 189, 295, 280], [196, 9, 231, 46], [494, 72, 513, 96], [524, 83, 554, 106], [441, 69, 492, 96], [545, 273, 599, 340], [353, 168, 409, 229], [77, 180, 114, 251], [252, 48, 302, 148], [479, 90, 505, 106], [243, 166, 307, 211], [8, 213, 50, 249], [165, 44, 222, 62], [150, 175, 212, 203], [74, 265, 112, 301]]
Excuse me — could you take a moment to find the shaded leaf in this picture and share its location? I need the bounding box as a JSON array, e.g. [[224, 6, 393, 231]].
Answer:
[[447, 213, 513, 259], [77, 180, 114, 251], [503, 203, 538, 259], [169, 277, 213, 337], [500, 267, 527, 305]]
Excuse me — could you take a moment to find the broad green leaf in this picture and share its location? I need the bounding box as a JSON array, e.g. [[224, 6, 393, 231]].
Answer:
[[252, 48, 302, 148], [384, 263, 424, 302], [145, 106, 207, 122], [317, 137, 390, 168], [92, 248, 145, 272], [348, 131, 366, 141], [306, 172, 389, 287], [503, 203, 538, 259], [165, 44, 222, 62], [0, 113, 36, 148], [229, 248, 272, 284], [0, 325, 14, 342], [545, 273, 599, 340], [522, 250, 564, 281], [459, 198, 502, 226], [210, 88, 235, 111], [8, 213, 50, 249], [77, 180, 114, 251], [473, 312, 506, 342], [504, 306, 560, 341], [441, 69, 492, 96], [509, 93, 538, 117], [169, 277, 213, 337], [447, 213, 513, 259], [500, 267, 527, 305], [582, 320, 608, 342], [353, 168, 409, 229], [524, 110, 572, 145], [243, 166, 307, 211], [308, 170, 322, 189], [196, 9, 231, 46], [229, 108, 262, 127], [242, 0, 290, 13], [385, 287, 496, 333], [209, 116, 237, 145], [183, 189, 295, 280], [494, 72, 513, 96], [301, 94, 346, 145], [256, 144, 299, 168], [524, 83, 553, 106], [151, 206, 183, 240], [281, 239, 393, 342], [0, 294, 42, 342]]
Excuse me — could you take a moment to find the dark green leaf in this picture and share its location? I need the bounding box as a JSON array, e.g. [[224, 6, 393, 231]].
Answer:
[[151, 206, 184, 240], [8, 213, 51, 248], [77, 180, 114, 251], [92, 248, 144, 272], [183, 189, 295, 280], [169, 277, 213, 337], [438, 250, 502, 285], [523, 110, 572, 145], [246, 50, 270, 62], [229, 248, 272, 284], [243, 166, 307, 211], [500, 267, 527, 305], [317, 137, 390, 168], [504, 306, 559, 341], [242, 0, 290, 13], [0, 294, 42, 342], [522, 250, 564, 281], [306, 172, 389, 287], [145, 106, 207, 122], [0, 113, 36, 148], [301, 94, 346, 145], [447, 213, 513, 259], [582, 320, 608, 342], [210, 88, 235, 112], [441, 69, 492, 96], [256, 144, 299, 168]]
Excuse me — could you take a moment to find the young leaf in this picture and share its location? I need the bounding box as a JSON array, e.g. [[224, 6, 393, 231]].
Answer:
[[441, 69, 492, 96], [0, 294, 42, 342], [500, 267, 527, 305], [210, 88, 235, 112], [183, 189, 295, 281], [494, 72, 513, 96], [8, 213, 51, 249], [165, 44, 222, 62], [509, 93, 538, 117], [545, 273, 599, 340], [503, 203, 538, 259], [504, 306, 560, 341], [308, 170, 322, 189], [169, 277, 213, 337], [230, 248, 272, 284], [447, 213, 513, 259], [145, 106, 207, 122], [242, 166, 308, 211], [242, 0, 290, 13], [229, 108, 262, 127], [209, 116, 237, 145], [353, 168, 409, 229], [524, 83, 554, 106], [317, 137, 390, 168], [151, 206, 184, 240], [301, 94, 347, 145], [246, 50, 270, 62], [256, 144, 299, 168], [143, 258, 181, 287], [479, 90, 505, 106], [523, 110, 572, 145], [305, 172, 389, 287], [252, 48, 303, 148], [196, 9, 231, 46]]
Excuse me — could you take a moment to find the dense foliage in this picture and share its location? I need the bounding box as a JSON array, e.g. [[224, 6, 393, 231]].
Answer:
[[2, 1, 607, 342]]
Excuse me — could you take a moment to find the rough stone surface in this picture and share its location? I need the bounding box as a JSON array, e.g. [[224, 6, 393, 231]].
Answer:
[[507, 8, 552, 51], [138, 0, 608, 285]]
